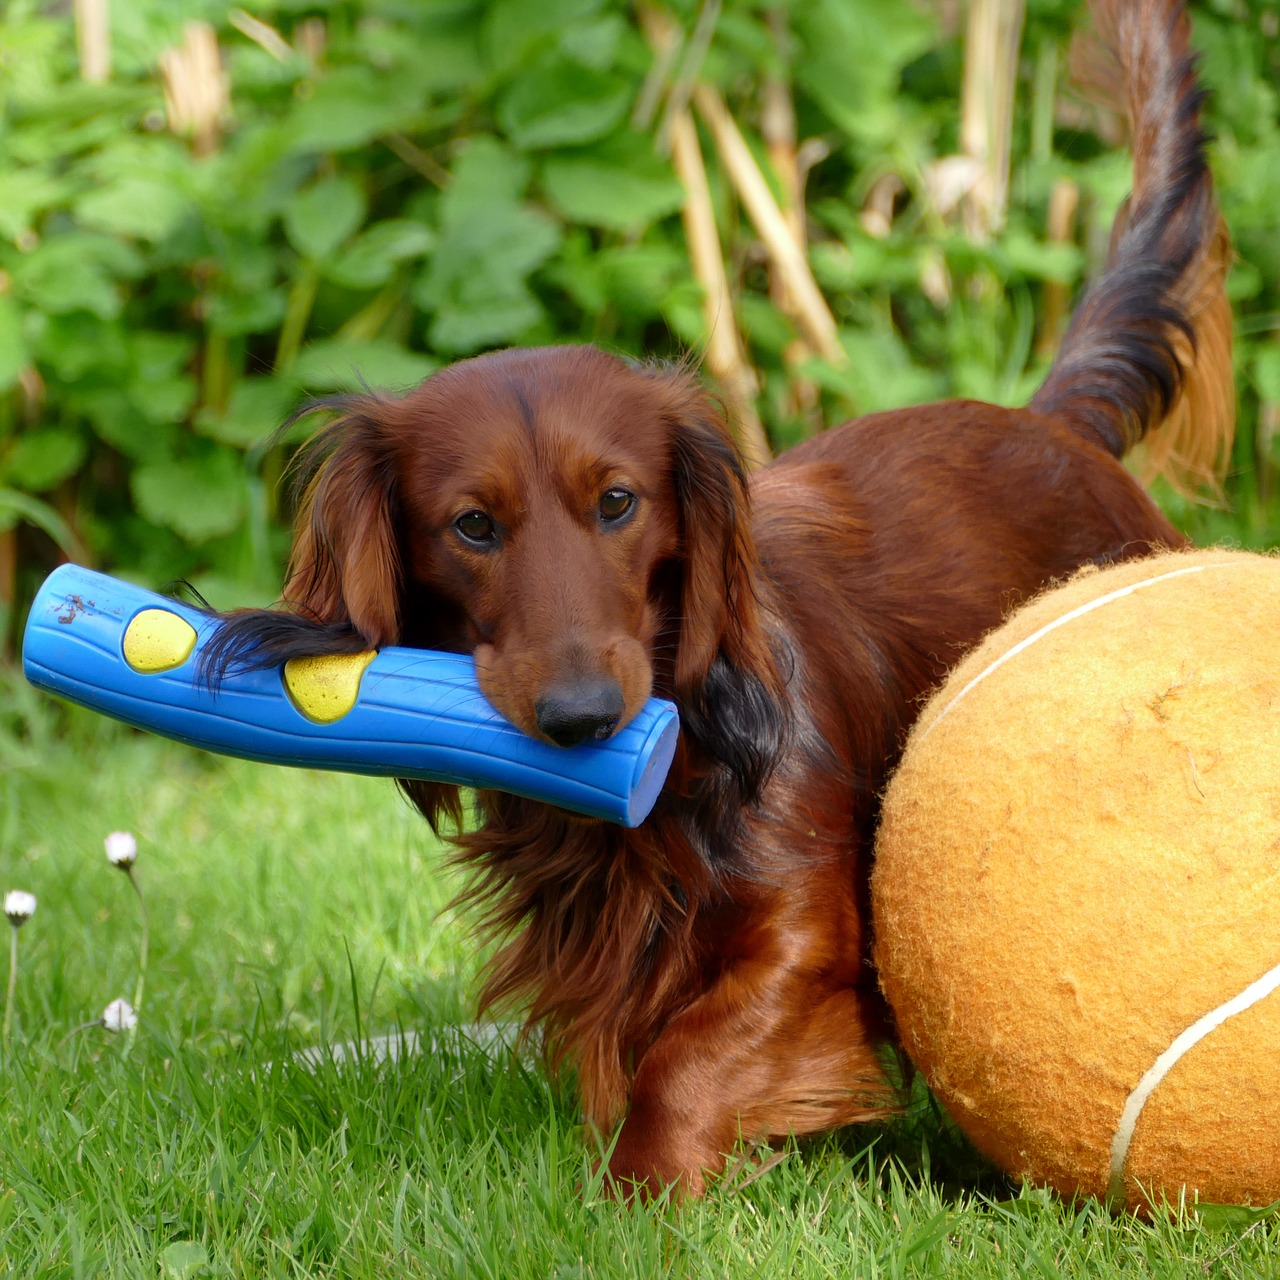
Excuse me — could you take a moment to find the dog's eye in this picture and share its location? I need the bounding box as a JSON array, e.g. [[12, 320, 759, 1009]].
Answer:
[[599, 489, 635, 523], [454, 510, 497, 545]]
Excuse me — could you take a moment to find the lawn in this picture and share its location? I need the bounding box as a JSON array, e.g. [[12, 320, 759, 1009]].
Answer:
[[0, 696, 1276, 1277]]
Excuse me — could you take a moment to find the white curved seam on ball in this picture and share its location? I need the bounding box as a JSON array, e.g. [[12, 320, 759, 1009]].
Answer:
[[919, 562, 1244, 743], [1105, 956, 1280, 1205]]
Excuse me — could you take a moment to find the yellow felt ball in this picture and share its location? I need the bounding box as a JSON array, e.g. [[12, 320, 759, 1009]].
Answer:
[[872, 548, 1280, 1214]]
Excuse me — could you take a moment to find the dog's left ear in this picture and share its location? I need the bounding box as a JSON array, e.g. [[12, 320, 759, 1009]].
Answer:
[[659, 379, 786, 815], [665, 384, 771, 697]]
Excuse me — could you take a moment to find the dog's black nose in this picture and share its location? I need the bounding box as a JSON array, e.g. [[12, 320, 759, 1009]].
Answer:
[[535, 679, 625, 748]]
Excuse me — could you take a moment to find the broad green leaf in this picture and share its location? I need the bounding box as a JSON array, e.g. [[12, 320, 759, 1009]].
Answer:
[[417, 201, 560, 352], [0, 487, 87, 558], [1194, 1200, 1280, 1232], [78, 387, 175, 459], [284, 175, 367, 261], [794, 0, 936, 144], [1000, 232, 1083, 284], [205, 289, 289, 337], [416, 137, 560, 353], [4, 428, 86, 492], [432, 201, 561, 281], [739, 294, 799, 355], [805, 327, 945, 414], [598, 244, 685, 314], [1253, 348, 1280, 404], [482, 0, 604, 74], [324, 219, 436, 290], [497, 58, 630, 150], [159, 1240, 209, 1279], [558, 15, 625, 71], [132, 451, 247, 542], [4, 83, 155, 166], [195, 378, 300, 448], [131, 375, 197, 426], [11, 234, 141, 318], [75, 176, 192, 243], [130, 331, 197, 380], [0, 296, 29, 392], [0, 168, 70, 239], [357, 7, 483, 93], [285, 67, 428, 153], [441, 136, 530, 217], [540, 229, 608, 313], [427, 290, 546, 354], [204, 234, 278, 295], [294, 339, 438, 392], [542, 145, 682, 230], [34, 313, 130, 383]]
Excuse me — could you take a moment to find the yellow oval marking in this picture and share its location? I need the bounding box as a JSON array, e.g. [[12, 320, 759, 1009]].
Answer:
[[123, 609, 198, 674], [283, 651, 377, 723]]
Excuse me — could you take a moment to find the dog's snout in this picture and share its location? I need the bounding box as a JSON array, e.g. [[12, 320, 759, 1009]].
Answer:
[[535, 679, 625, 748]]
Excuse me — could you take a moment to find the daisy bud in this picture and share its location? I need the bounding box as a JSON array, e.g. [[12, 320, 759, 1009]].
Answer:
[[4, 890, 36, 927], [104, 831, 138, 869], [102, 998, 137, 1033]]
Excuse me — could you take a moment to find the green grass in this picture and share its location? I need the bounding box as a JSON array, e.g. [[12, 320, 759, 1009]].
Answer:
[[1, 711, 1277, 1277]]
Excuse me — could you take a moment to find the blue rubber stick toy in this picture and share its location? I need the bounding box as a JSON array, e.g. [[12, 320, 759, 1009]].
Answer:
[[22, 564, 679, 827]]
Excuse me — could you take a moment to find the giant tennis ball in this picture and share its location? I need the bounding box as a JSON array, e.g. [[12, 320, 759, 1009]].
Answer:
[[872, 548, 1280, 1214]]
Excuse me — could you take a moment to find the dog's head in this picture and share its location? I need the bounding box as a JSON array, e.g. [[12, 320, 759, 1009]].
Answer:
[[207, 345, 784, 825]]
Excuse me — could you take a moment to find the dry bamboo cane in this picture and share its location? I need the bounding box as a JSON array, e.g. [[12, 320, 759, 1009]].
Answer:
[[692, 83, 845, 366], [668, 112, 772, 470], [1035, 176, 1080, 359], [960, 0, 1026, 240], [74, 0, 111, 84], [160, 22, 228, 157], [761, 10, 822, 423]]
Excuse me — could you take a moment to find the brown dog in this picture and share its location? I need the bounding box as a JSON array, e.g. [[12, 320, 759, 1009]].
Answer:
[[207, 0, 1232, 1196]]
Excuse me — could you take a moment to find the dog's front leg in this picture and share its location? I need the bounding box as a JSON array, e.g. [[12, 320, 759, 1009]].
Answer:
[[604, 938, 892, 1199]]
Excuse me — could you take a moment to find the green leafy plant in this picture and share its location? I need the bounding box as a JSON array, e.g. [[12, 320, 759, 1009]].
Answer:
[[0, 0, 1276, 661]]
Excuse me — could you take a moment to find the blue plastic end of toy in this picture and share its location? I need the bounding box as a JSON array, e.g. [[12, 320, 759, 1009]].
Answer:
[[624, 704, 679, 827]]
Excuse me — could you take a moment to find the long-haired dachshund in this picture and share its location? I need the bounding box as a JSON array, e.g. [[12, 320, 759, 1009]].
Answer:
[[208, 0, 1232, 1196]]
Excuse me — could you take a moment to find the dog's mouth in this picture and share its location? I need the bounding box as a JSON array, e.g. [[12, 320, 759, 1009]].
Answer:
[[473, 640, 653, 748]]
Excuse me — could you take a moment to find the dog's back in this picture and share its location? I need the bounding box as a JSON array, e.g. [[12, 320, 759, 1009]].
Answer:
[[753, 0, 1232, 763]]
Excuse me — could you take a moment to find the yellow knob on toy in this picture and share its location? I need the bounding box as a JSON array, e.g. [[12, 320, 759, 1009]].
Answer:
[[123, 609, 198, 674], [283, 651, 377, 723]]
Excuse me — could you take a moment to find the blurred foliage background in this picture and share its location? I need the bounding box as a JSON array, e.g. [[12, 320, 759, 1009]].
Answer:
[[0, 0, 1278, 667]]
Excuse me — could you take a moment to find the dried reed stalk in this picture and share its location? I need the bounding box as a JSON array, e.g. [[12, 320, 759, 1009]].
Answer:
[[693, 83, 844, 366], [960, 0, 1026, 239], [1035, 176, 1080, 358], [385, 134, 451, 189], [1259, 401, 1280, 507], [229, 9, 292, 63], [656, 0, 722, 154], [761, 9, 820, 422], [160, 22, 229, 157], [669, 111, 771, 469], [638, 3, 769, 466], [74, 0, 111, 84]]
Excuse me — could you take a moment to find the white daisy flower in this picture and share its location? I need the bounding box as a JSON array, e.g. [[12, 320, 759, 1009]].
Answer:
[[101, 998, 137, 1033], [104, 831, 138, 869], [4, 890, 36, 927]]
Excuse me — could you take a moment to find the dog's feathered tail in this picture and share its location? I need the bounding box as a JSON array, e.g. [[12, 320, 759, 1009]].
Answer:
[[1031, 0, 1233, 496]]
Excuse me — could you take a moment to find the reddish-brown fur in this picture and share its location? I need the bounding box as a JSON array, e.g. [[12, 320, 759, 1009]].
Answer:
[[206, 0, 1233, 1196]]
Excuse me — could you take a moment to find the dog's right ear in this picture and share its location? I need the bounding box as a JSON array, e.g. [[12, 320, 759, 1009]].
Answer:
[[198, 398, 403, 685], [285, 401, 402, 647]]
